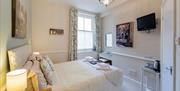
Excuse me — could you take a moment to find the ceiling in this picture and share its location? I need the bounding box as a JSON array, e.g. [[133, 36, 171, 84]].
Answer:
[[50, 0, 128, 13]]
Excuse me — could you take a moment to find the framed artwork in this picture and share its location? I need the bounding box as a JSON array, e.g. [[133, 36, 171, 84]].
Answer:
[[116, 22, 133, 47], [12, 0, 27, 38], [49, 28, 64, 35]]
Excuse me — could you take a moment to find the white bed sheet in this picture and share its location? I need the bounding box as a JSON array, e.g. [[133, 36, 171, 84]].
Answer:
[[52, 60, 123, 91]]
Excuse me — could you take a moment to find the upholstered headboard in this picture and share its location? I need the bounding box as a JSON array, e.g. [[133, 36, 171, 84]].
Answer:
[[8, 45, 32, 71]]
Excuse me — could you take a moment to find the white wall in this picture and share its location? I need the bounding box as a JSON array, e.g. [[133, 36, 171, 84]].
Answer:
[[32, 0, 98, 62], [32, 0, 70, 63], [0, 0, 31, 90], [101, 0, 161, 82]]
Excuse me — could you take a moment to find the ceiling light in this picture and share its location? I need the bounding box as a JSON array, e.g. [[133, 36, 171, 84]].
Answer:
[[99, 0, 113, 6]]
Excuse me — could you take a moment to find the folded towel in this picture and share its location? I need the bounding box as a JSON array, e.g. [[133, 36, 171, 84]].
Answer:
[[84, 56, 97, 62], [85, 56, 94, 60], [96, 63, 111, 70], [99, 59, 108, 62], [97, 63, 109, 67]]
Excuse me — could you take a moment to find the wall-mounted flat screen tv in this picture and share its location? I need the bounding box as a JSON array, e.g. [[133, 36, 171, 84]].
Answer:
[[137, 13, 156, 31]]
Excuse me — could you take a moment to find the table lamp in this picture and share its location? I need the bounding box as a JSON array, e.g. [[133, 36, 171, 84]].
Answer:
[[33, 52, 40, 55], [6, 69, 27, 91]]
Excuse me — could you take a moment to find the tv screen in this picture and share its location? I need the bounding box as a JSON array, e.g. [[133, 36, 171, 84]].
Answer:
[[137, 13, 156, 31]]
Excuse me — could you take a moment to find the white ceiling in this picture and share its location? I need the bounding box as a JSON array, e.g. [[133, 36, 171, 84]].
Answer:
[[50, 0, 129, 13]]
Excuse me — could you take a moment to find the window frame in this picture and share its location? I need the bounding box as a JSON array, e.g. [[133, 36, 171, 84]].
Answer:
[[105, 33, 113, 48], [77, 12, 96, 51]]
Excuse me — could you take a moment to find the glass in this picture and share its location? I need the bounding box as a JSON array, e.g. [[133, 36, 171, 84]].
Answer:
[[84, 18, 92, 31], [78, 31, 93, 50], [78, 17, 84, 30], [105, 33, 113, 47]]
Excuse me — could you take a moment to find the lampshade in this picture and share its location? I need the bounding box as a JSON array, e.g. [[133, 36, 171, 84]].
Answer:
[[99, 0, 113, 6], [6, 69, 27, 91], [33, 52, 40, 55]]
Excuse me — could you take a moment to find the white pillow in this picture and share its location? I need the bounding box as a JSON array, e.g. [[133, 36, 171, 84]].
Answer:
[[28, 55, 36, 61], [40, 58, 56, 85], [43, 56, 55, 71], [23, 61, 33, 71], [28, 54, 43, 62]]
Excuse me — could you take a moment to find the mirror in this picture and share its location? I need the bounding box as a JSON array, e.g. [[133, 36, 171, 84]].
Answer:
[[105, 33, 113, 47]]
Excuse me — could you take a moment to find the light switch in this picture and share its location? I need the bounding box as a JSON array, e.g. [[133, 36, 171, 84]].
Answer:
[[176, 37, 180, 45]]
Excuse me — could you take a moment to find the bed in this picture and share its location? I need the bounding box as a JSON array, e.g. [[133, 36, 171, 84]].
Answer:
[[8, 45, 123, 91]]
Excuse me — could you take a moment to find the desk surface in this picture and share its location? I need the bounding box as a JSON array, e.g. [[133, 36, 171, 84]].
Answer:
[[99, 53, 112, 60], [142, 67, 160, 74]]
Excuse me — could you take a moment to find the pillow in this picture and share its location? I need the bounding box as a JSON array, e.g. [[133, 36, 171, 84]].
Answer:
[[43, 56, 55, 71], [31, 61, 48, 89], [28, 54, 43, 62], [22, 60, 41, 91], [36, 55, 43, 61], [22, 60, 39, 91], [23, 60, 33, 71], [40, 58, 56, 85], [28, 55, 36, 61], [26, 73, 39, 91]]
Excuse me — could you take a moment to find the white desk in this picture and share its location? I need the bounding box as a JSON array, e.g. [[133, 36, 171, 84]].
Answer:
[[99, 52, 112, 60], [141, 67, 160, 91]]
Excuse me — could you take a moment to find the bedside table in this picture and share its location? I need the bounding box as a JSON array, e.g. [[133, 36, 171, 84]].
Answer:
[[99, 52, 113, 65], [141, 66, 160, 91], [99, 58, 112, 65]]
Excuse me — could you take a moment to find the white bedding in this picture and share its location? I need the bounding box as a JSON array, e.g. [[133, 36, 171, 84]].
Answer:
[[52, 60, 123, 91], [7, 45, 123, 91]]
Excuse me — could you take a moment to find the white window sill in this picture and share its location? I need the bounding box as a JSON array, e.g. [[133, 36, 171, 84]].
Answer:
[[78, 49, 95, 53]]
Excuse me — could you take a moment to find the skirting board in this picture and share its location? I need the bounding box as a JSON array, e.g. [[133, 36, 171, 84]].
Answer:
[[124, 76, 141, 85]]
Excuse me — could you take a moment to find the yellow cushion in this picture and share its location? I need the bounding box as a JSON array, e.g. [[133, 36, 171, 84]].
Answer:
[[40, 87, 52, 91], [26, 70, 39, 91]]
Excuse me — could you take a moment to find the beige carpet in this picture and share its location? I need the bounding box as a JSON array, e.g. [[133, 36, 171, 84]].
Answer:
[[120, 77, 141, 91]]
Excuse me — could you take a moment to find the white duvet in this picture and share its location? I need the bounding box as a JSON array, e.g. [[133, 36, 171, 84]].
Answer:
[[52, 60, 123, 91]]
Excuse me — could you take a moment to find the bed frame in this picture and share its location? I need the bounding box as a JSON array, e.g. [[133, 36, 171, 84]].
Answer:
[[8, 44, 32, 71]]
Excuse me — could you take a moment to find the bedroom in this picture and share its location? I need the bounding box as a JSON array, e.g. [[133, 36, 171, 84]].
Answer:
[[0, 0, 179, 91]]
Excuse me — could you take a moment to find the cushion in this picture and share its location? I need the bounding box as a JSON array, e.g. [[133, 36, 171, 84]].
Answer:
[[22, 60, 39, 91], [28, 55, 36, 61], [31, 61, 48, 89], [40, 58, 55, 85], [43, 56, 55, 71], [26, 77, 35, 91], [28, 54, 43, 62], [36, 55, 43, 61], [23, 60, 33, 71]]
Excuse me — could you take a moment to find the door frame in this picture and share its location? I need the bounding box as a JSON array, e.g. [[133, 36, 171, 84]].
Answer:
[[160, 0, 176, 91], [176, 0, 180, 91], [173, 0, 177, 91]]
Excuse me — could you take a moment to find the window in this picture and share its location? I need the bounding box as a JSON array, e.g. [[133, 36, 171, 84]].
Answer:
[[78, 13, 95, 51], [105, 33, 113, 47]]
